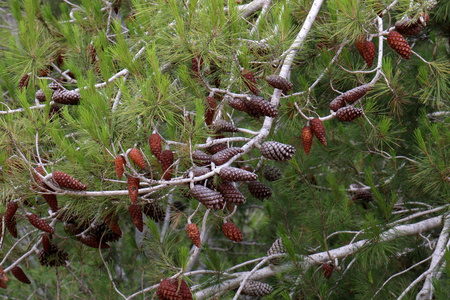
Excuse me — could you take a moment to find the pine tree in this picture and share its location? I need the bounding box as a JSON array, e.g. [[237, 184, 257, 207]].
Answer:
[[0, 0, 449, 299]]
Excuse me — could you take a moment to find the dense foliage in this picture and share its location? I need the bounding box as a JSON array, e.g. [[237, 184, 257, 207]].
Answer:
[[0, 0, 449, 299]]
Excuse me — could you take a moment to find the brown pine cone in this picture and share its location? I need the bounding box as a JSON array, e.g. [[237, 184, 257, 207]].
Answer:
[[243, 96, 278, 118], [78, 234, 110, 249], [301, 125, 313, 155], [192, 150, 211, 166], [149, 133, 162, 159], [191, 56, 203, 74], [205, 96, 217, 126], [265, 74, 293, 94], [241, 69, 259, 95], [90, 222, 120, 243], [19, 74, 30, 90], [219, 167, 258, 182], [211, 147, 243, 165], [213, 120, 239, 133], [4, 202, 18, 223], [310, 118, 327, 146], [228, 98, 249, 113], [341, 84, 372, 104], [35, 89, 48, 102], [355, 36, 376, 67], [186, 223, 201, 248], [222, 221, 243, 242], [0, 265, 7, 282], [129, 204, 144, 232], [263, 166, 282, 181], [104, 213, 122, 236], [329, 96, 346, 112], [217, 181, 246, 205], [247, 181, 272, 199], [127, 176, 140, 204], [115, 155, 126, 179], [387, 31, 411, 59], [206, 141, 228, 155], [42, 233, 52, 253], [142, 202, 165, 222], [259, 141, 296, 161], [395, 18, 422, 36], [322, 263, 334, 279], [159, 150, 174, 181], [52, 89, 80, 105], [157, 278, 193, 300], [52, 171, 87, 190], [28, 214, 54, 234], [38, 244, 68, 267], [190, 185, 224, 209], [335, 107, 363, 121], [267, 238, 286, 264], [11, 266, 31, 284], [6, 216, 18, 238], [129, 148, 147, 169], [42, 194, 58, 212], [241, 280, 273, 297]]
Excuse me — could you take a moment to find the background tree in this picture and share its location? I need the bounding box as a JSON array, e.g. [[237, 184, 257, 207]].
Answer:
[[0, 0, 449, 299]]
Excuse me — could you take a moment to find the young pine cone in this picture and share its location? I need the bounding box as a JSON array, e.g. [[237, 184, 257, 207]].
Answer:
[[190, 185, 225, 209], [247, 181, 272, 199], [265, 74, 293, 94], [310, 118, 327, 146], [186, 223, 201, 248], [129, 148, 147, 169], [127, 176, 140, 204], [219, 167, 258, 182], [217, 181, 246, 205], [222, 221, 243, 242], [211, 147, 243, 165], [115, 155, 126, 179], [301, 125, 313, 155], [335, 107, 363, 122], [11, 266, 31, 284], [159, 150, 174, 180], [52, 89, 80, 105], [129, 204, 144, 232], [52, 171, 87, 190], [241, 280, 274, 297], [355, 37, 376, 67], [387, 31, 411, 59], [259, 141, 296, 161], [149, 133, 162, 159]]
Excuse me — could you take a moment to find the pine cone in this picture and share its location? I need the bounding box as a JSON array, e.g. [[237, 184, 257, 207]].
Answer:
[[222, 222, 243, 242], [267, 238, 286, 264], [4, 202, 18, 223], [206, 142, 228, 155], [329, 96, 345, 112], [48, 82, 61, 90], [159, 150, 174, 181], [11, 266, 31, 284], [6, 216, 17, 238], [243, 96, 278, 118], [259, 141, 296, 161], [355, 37, 376, 67], [219, 167, 258, 182], [301, 125, 313, 155], [205, 96, 217, 126], [0, 265, 6, 282], [322, 263, 334, 279], [265, 74, 293, 94], [192, 150, 211, 166], [228, 98, 249, 113], [127, 176, 140, 204], [190, 185, 224, 209], [186, 223, 201, 248], [104, 213, 122, 236], [217, 181, 246, 205], [52, 171, 87, 190], [129, 204, 143, 232], [213, 120, 239, 133], [38, 244, 68, 267], [35, 89, 48, 102], [129, 148, 147, 169], [42, 233, 52, 253], [335, 107, 363, 121], [52, 89, 80, 105], [149, 133, 162, 159], [241, 280, 273, 297], [90, 222, 120, 243], [157, 278, 192, 300], [191, 56, 203, 74], [0, 280, 5, 289], [241, 69, 259, 95], [42, 194, 58, 212], [184, 166, 210, 179], [352, 189, 373, 209], [142, 202, 165, 222], [19, 74, 30, 90], [247, 181, 272, 199], [310, 118, 327, 146], [395, 18, 422, 36], [28, 214, 54, 234], [211, 147, 243, 165], [342, 85, 372, 104], [263, 166, 282, 181], [387, 31, 411, 59], [115, 155, 126, 179], [78, 234, 110, 249]]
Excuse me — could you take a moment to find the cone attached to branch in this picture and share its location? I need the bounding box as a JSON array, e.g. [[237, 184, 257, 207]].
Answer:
[[129, 148, 147, 170], [157, 278, 193, 300], [213, 119, 239, 133], [159, 150, 174, 180], [142, 202, 165, 223], [78, 234, 110, 249], [387, 31, 411, 59], [266, 74, 293, 94], [52, 89, 80, 105], [211, 147, 243, 165], [217, 181, 246, 205], [149, 133, 162, 159], [322, 263, 334, 279], [301, 125, 313, 155], [35, 89, 48, 102], [205, 96, 217, 126], [267, 238, 286, 264], [115, 155, 126, 179], [104, 213, 122, 236], [247, 181, 272, 199], [42, 194, 58, 212], [228, 98, 249, 113], [243, 96, 278, 118], [260, 141, 296, 161], [310, 118, 327, 146], [129, 204, 143, 232], [192, 150, 211, 166], [241, 69, 259, 95], [222, 221, 243, 242], [241, 280, 273, 297], [186, 223, 201, 248], [263, 165, 282, 181], [355, 36, 376, 67], [53, 171, 87, 190], [329, 96, 346, 112], [5, 202, 18, 223], [190, 185, 224, 209], [219, 167, 258, 182], [28, 214, 54, 234], [11, 266, 31, 284], [335, 107, 363, 121], [38, 244, 68, 267], [127, 176, 140, 204]]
